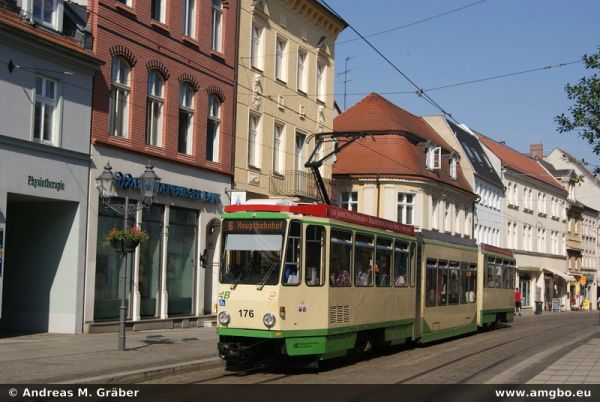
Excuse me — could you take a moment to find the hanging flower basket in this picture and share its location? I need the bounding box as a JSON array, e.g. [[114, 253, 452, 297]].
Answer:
[[104, 226, 148, 254]]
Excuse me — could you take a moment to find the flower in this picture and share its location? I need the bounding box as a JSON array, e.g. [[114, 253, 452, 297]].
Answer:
[[104, 226, 149, 245]]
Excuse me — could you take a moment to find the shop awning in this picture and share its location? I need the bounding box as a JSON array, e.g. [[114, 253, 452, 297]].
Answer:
[[543, 267, 576, 282]]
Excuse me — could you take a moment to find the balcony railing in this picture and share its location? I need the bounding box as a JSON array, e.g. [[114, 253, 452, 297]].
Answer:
[[270, 170, 337, 203]]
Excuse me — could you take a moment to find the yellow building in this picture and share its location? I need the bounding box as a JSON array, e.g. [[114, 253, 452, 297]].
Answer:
[[234, 0, 346, 201]]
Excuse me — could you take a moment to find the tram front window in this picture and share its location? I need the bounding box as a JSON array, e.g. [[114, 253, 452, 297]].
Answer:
[[220, 219, 286, 286]]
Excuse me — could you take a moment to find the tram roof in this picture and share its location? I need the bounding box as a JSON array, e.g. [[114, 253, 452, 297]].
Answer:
[[224, 203, 415, 237]]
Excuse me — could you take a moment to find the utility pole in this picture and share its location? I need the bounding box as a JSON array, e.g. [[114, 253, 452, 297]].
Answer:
[[338, 56, 355, 111]]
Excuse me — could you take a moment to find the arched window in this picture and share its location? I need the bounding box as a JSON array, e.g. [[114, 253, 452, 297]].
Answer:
[[178, 83, 195, 154], [211, 0, 223, 52], [207, 94, 221, 162], [146, 70, 164, 146], [109, 57, 131, 137]]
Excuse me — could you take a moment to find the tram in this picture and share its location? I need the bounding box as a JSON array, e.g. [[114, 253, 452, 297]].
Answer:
[[216, 200, 514, 363], [478, 243, 517, 327]]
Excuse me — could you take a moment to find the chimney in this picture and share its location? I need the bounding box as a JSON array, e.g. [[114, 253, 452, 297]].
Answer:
[[530, 143, 543, 160]]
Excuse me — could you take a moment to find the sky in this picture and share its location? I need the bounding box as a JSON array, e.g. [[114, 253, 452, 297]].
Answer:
[[326, 0, 600, 169]]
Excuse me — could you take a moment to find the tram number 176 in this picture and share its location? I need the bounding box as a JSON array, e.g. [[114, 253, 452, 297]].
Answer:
[[238, 309, 255, 318]]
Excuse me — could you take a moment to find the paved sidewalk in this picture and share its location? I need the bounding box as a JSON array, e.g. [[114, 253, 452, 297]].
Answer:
[[0, 327, 221, 384], [528, 338, 600, 384]]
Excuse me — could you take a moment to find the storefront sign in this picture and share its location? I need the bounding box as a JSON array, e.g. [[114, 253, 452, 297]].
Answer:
[[114, 172, 220, 203], [27, 176, 65, 192]]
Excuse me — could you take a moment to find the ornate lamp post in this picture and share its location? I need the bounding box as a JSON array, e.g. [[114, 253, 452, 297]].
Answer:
[[96, 161, 161, 351]]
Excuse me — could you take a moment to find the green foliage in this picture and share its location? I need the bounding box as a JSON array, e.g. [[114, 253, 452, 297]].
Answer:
[[555, 49, 600, 175]]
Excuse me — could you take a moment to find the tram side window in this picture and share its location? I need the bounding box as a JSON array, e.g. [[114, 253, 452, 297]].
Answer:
[[448, 261, 460, 305], [461, 261, 476, 303], [305, 225, 325, 286], [437, 260, 448, 306], [494, 258, 503, 288], [394, 241, 409, 287], [283, 220, 302, 286], [425, 259, 437, 307], [509, 261, 517, 289], [486, 257, 495, 288], [330, 229, 352, 287], [376, 237, 393, 287], [354, 233, 374, 287], [502, 259, 511, 289]]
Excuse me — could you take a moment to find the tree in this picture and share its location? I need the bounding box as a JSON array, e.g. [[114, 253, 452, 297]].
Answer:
[[555, 49, 600, 175]]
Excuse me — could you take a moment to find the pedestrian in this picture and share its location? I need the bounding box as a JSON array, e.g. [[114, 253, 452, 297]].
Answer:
[[514, 287, 522, 316]]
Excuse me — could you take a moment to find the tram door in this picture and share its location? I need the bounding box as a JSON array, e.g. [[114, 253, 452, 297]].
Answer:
[[414, 239, 424, 339]]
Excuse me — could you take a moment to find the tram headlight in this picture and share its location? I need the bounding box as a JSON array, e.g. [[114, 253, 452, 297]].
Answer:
[[218, 311, 230, 326], [263, 313, 276, 328]]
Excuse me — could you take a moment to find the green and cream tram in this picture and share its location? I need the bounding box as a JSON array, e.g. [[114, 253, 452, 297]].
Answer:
[[478, 243, 517, 327]]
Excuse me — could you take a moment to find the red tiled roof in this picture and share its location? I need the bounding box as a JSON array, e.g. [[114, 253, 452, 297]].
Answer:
[[332, 93, 472, 194], [478, 135, 565, 191]]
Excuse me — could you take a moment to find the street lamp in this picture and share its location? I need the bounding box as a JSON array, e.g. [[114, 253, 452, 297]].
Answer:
[[95, 161, 161, 351]]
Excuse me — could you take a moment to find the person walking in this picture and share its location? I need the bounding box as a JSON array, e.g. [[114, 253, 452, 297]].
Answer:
[[515, 287, 522, 316]]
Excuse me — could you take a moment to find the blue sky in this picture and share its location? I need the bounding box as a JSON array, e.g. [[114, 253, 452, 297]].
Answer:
[[328, 0, 600, 169]]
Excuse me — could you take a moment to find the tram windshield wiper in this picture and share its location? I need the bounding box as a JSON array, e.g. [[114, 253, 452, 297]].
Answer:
[[257, 260, 279, 290]]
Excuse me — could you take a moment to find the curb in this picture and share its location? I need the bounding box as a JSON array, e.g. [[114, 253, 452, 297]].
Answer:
[[58, 356, 223, 384]]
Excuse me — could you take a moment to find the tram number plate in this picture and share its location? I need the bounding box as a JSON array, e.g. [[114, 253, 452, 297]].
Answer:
[[238, 309, 255, 318]]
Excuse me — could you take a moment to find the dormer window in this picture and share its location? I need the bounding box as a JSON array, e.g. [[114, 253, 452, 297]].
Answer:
[[426, 143, 441, 170], [449, 154, 458, 180]]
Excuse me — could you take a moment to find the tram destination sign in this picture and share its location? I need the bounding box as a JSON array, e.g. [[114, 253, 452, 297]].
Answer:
[[224, 220, 285, 234]]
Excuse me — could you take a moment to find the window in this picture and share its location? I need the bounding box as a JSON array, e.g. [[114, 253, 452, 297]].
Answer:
[[448, 261, 460, 304], [450, 156, 458, 180], [426, 145, 441, 170], [354, 234, 374, 287], [283, 221, 302, 286], [178, 84, 194, 154], [275, 37, 287, 82], [248, 113, 260, 168], [151, 0, 166, 24], [211, 0, 223, 52], [207, 94, 221, 162], [146, 71, 164, 147], [109, 57, 130, 138], [117, 0, 132, 5], [437, 260, 448, 305], [305, 226, 325, 286], [316, 61, 326, 102], [330, 229, 352, 287], [341, 191, 358, 212], [393, 241, 409, 287], [183, 0, 196, 38], [251, 23, 264, 70], [376, 237, 392, 287], [397, 193, 413, 224], [33, 76, 58, 144], [273, 122, 284, 174], [425, 259, 437, 307], [459, 262, 477, 303], [297, 49, 307, 93], [32, 0, 58, 29]]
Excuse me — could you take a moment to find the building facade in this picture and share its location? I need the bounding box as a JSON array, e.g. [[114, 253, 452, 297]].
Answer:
[[84, 0, 238, 331], [233, 0, 346, 202], [0, 0, 101, 333], [479, 136, 570, 311], [332, 94, 475, 236], [424, 117, 504, 247]]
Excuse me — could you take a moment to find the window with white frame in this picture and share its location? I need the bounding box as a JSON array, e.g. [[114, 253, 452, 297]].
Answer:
[[251, 23, 264, 70], [117, 0, 132, 6], [178, 83, 194, 155], [109, 57, 130, 138], [273, 122, 284, 174], [248, 113, 260, 168], [32, 0, 61, 30], [275, 36, 287, 82], [151, 0, 166, 24], [316, 61, 326, 102], [449, 155, 458, 180], [146, 70, 164, 146], [211, 0, 223, 52], [33, 76, 58, 144], [297, 49, 308, 93], [341, 191, 358, 212], [426, 145, 441, 170], [206, 94, 221, 162], [397, 193, 414, 225], [183, 0, 196, 38]]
